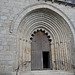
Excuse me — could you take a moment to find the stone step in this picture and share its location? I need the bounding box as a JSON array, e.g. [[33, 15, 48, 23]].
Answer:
[[18, 70, 74, 75]]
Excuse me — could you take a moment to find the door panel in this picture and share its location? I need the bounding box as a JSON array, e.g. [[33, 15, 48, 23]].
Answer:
[[31, 30, 52, 70], [31, 51, 42, 70]]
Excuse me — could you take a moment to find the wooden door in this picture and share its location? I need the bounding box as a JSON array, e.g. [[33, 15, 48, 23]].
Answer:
[[31, 30, 52, 70]]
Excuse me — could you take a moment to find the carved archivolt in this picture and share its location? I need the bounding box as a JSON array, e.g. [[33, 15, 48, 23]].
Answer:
[[10, 3, 74, 71]]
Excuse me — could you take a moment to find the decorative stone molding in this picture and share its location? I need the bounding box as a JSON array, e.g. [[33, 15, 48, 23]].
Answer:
[[9, 3, 75, 46], [11, 3, 74, 71]]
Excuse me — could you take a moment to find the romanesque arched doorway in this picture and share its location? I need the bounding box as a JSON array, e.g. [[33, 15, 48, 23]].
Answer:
[[31, 30, 52, 70], [13, 5, 74, 71]]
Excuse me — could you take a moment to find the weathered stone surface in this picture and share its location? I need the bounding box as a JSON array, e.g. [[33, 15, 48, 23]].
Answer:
[[0, 0, 75, 74], [1, 16, 7, 20], [19, 70, 74, 75]]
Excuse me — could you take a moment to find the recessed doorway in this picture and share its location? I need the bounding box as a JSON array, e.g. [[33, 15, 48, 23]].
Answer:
[[31, 30, 52, 70]]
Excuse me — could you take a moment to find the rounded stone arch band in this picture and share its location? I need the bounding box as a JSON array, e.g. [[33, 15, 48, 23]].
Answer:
[[10, 3, 74, 45]]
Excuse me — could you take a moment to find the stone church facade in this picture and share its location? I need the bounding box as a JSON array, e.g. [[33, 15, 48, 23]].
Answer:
[[0, 0, 75, 75]]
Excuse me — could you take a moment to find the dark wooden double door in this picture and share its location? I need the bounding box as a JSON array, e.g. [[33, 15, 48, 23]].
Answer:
[[31, 31, 52, 70]]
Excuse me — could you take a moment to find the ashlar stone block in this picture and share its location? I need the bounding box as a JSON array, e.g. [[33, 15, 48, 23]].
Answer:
[[1, 16, 7, 20]]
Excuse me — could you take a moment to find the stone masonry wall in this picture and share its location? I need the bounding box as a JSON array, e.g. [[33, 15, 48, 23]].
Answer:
[[0, 0, 75, 74]]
